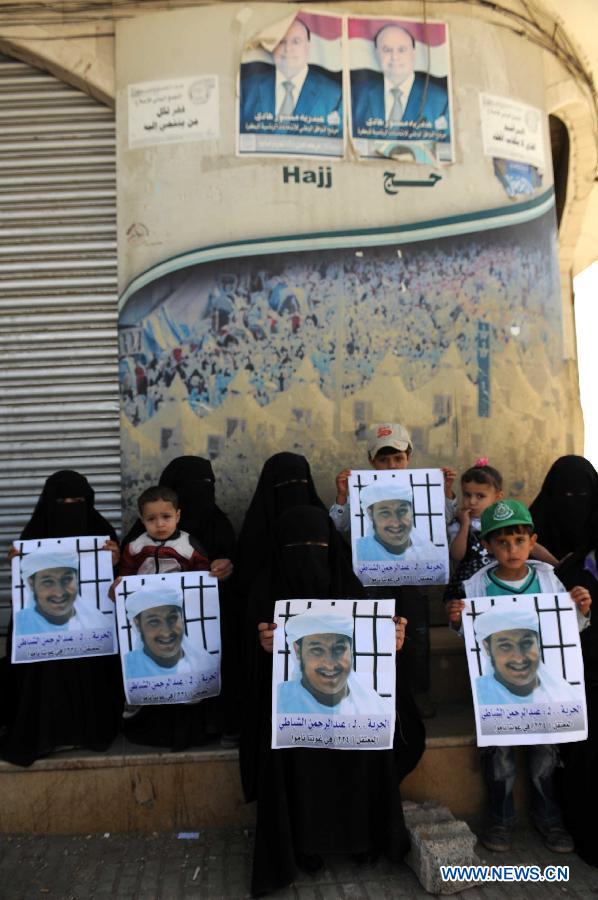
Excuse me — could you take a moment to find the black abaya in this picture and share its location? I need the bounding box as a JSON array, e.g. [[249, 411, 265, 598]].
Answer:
[[241, 506, 424, 896], [121, 456, 240, 750], [529, 456, 598, 560], [555, 549, 598, 866], [235, 453, 327, 598], [0, 471, 123, 767]]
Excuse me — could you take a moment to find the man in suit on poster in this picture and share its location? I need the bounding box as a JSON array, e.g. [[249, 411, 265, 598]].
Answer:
[[351, 23, 449, 138], [239, 17, 342, 134]]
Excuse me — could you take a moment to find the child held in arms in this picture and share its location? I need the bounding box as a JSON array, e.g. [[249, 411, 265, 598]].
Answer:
[[112, 486, 231, 592], [447, 499, 591, 855]]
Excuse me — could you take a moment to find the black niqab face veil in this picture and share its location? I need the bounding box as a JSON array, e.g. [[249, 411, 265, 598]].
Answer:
[[271, 454, 313, 514], [51, 476, 89, 536], [236, 453, 327, 593], [52, 500, 88, 538], [20, 470, 115, 540], [257, 452, 325, 519], [530, 455, 598, 557], [277, 506, 332, 598]]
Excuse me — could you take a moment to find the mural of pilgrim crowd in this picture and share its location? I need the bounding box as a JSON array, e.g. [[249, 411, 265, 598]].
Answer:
[[119, 212, 561, 427]]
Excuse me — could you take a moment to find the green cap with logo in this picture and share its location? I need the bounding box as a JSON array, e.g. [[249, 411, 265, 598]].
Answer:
[[480, 499, 535, 538]]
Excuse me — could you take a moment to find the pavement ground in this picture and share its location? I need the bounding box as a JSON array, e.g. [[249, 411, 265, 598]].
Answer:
[[0, 823, 596, 900]]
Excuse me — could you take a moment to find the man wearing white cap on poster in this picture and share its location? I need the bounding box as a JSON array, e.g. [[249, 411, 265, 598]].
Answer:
[[277, 608, 391, 714], [15, 549, 107, 635], [330, 422, 457, 533], [473, 603, 582, 705], [124, 583, 213, 679], [356, 480, 438, 562]]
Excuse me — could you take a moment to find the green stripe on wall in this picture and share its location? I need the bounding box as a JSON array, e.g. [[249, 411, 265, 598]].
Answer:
[[119, 188, 555, 310]]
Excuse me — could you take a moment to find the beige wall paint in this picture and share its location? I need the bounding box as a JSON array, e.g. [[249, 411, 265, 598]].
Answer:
[[1, 0, 595, 276], [111, 4, 583, 524], [0, 0, 593, 515], [115, 5, 554, 292]]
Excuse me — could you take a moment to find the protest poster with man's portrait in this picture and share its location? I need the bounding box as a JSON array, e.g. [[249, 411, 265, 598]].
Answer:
[[11, 536, 116, 663], [462, 594, 588, 746], [272, 598, 395, 750], [349, 469, 449, 587], [115, 571, 220, 705], [238, 10, 344, 158], [348, 15, 453, 162]]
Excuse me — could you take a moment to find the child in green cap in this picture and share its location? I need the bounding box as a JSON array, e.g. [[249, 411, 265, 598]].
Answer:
[[446, 498, 592, 855], [458, 499, 578, 598]]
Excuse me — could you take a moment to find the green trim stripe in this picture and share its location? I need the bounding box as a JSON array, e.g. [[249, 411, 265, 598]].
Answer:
[[119, 188, 555, 309]]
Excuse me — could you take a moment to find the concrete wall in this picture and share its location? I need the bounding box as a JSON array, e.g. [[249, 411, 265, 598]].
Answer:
[[1, 0, 595, 278], [1, 1, 595, 519]]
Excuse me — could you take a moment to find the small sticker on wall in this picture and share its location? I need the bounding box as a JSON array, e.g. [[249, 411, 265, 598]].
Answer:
[[479, 93, 545, 169], [128, 75, 219, 149], [493, 158, 542, 198]]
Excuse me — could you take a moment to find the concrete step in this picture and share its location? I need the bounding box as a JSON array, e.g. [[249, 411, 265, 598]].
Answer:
[[3, 825, 596, 899], [0, 702, 534, 835], [0, 736, 252, 835]]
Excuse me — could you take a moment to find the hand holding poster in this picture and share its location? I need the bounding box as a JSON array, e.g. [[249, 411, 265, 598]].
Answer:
[[11, 536, 116, 663], [462, 594, 588, 746], [116, 571, 220, 705], [349, 468, 449, 586], [272, 598, 396, 750]]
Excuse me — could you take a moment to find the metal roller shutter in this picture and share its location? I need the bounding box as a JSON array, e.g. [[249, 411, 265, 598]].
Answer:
[[0, 54, 120, 633]]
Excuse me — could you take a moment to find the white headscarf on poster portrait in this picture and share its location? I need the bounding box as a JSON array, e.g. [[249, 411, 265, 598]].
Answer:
[[125, 582, 212, 670], [283, 607, 388, 710], [473, 598, 577, 697], [19, 547, 109, 630]]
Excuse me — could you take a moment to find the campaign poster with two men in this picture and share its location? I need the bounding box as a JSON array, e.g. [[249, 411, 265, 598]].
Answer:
[[238, 11, 453, 160]]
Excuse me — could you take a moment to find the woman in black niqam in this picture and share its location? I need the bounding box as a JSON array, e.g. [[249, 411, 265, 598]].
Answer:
[[240, 505, 424, 897], [530, 457, 598, 866], [235, 453, 327, 598], [554, 533, 598, 867], [120, 456, 239, 750], [529, 456, 598, 560], [0, 471, 123, 767]]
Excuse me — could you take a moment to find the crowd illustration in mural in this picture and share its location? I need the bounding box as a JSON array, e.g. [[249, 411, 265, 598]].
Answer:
[[119, 214, 561, 429]]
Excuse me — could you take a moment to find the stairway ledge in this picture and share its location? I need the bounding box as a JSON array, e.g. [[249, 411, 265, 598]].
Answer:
[[0, 745, 238, 774], [0, 735, 479, 775], [0, 702, 477, 773]]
